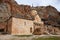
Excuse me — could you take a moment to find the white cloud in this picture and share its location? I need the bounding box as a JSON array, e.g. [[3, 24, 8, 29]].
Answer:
[[15, 0, 60, 11], [15, 0, 58, 6]]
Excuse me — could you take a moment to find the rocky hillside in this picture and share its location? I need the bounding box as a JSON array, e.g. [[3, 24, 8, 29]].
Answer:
[[33, 6, 60, 27], [0, 0, 34, 23]]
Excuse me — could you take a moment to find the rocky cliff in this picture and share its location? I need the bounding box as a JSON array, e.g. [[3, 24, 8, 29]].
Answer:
[[33, 6, 60, 27], [0, 0, 34, 23]]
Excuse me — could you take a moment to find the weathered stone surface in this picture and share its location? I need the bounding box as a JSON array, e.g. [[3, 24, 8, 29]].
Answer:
[[0, 22, 6, 29], [33, 5, 60, 27], [0, 3, 11, 22], [11, 17, 33, 35]]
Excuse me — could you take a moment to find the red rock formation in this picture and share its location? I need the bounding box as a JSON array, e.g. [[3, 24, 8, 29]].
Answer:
[[0, 23, 6, 29], [34, 5, 60, 26], [0, 0, 32, 20]]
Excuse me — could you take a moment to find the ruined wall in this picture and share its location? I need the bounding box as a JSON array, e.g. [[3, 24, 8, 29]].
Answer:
[[33, 22, 44, 35], [31, 10, 44, 35], [43, 25, 60, 35], [7, 17, 12, 34]]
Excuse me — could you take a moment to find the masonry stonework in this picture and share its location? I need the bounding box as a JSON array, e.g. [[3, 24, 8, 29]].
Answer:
[[11, 17, 34, 35]]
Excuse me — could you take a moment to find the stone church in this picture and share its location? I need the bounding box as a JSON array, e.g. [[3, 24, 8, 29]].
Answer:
[[6, 10, 44, 35]]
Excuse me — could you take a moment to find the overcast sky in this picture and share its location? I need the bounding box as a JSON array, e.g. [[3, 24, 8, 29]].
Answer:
[[15, 0, 60, 11]]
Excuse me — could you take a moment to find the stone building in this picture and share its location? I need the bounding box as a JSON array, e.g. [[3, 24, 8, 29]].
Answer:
[[5, 10, 44, 35], [7, 17, 34, 35]]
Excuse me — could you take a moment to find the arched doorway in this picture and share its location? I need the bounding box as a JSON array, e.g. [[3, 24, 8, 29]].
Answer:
[[33, 28, 41, 35]]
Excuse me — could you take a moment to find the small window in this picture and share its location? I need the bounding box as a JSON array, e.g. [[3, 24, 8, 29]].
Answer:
[[0, 17, 2, 19], [0, 29, 4, 32], [36, 28, 40, 32], [0, 10, 2, 12], [24, 22, 26, 25], [30, 27, 32, 33]]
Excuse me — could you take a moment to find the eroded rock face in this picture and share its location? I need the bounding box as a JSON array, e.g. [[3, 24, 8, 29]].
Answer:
[[0, 0, 32, 22], [0, 3, 11, 22], [34, 6, 60, 26]]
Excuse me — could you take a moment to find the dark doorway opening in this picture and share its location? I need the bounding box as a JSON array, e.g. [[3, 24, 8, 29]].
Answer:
[[33, 28, 41, 35], [0, 29, 4, 32], [0, 29, 7, 34]]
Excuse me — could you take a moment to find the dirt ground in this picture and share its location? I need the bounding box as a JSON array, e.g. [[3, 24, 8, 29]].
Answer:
[[0, 35, 60, 40]]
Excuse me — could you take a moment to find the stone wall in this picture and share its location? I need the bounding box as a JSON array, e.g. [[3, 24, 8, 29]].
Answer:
[[11, 17, 34, 35], [33, 23, 44, 35], [7, 17, 12, 34], [43, 25, 60, 35]]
